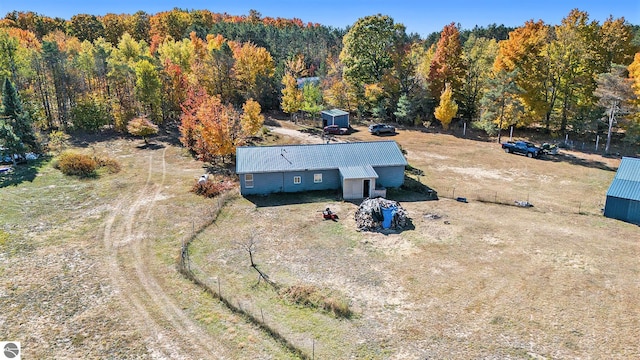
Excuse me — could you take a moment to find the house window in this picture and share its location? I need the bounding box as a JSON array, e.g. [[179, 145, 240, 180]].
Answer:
[[314, 173, 322, 183], [294, 176, 301, 184], [245, 174, 254, 188]]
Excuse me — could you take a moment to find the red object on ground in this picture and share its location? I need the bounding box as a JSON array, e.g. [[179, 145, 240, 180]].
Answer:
[[322, 208, 338, 220]]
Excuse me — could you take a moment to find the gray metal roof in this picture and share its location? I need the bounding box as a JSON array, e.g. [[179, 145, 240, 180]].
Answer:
[[339, 165, 379, 179], [236, 141, 407, 174], [321, 109, 349, 117], [606, 157, 640, 201]]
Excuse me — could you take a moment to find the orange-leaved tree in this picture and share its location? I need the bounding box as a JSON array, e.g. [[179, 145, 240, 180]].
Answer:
[[179, 85, 208, 150], [428, 23, 465, 102], [194, 95, 242, 163]]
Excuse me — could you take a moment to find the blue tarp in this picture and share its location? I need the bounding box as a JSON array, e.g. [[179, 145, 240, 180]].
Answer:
[[381, 206, 397, 229]]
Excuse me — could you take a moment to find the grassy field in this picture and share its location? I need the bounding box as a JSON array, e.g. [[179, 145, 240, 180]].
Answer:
[[1, 123, 638, 359], [0, 133, 296, 359], [190, 123, 640, 359]]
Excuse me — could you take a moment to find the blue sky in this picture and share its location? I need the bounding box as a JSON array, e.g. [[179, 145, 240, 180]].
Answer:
[[1, 1, 639, 37]]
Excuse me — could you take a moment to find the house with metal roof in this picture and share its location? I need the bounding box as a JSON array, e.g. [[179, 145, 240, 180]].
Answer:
[[236, 141, 407, 199], [321, 109, 349, 128], [604, 157, 640, 225]]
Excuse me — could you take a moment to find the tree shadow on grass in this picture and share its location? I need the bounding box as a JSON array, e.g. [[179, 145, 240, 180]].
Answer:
[[539, 152, 618, 171], [135, 142, 165, 150], [0, 157, 48, 188]]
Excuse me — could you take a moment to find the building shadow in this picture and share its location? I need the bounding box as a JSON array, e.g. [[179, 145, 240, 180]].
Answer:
[[244, 189, 343, 207]]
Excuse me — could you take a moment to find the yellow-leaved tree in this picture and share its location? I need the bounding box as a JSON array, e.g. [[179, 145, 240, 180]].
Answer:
[[241, 98, 264, 136], [625, 52, 640, 144], [280, 73, 303, 120], [435, 84, 458, 130], [127, 115, 159, 144]]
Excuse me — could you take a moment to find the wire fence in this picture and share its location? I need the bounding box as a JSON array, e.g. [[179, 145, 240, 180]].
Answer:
[[434, 185, 601, 216], [177, 191, 317, 359]]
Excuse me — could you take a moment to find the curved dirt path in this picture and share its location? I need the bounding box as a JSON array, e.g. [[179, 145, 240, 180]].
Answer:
[[102, 147, 229, 359]]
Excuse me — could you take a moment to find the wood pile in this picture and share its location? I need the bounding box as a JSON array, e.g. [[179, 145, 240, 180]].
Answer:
[[354, 197, 410, 232]]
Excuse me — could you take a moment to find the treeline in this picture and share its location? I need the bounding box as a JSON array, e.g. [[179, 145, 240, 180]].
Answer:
[[328, 10, 640, 150], [0, 8, 639, 162]]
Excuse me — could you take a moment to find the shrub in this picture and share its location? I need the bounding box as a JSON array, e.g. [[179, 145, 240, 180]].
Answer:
[[47, 130, 70, 154], [71, 96, 111, 132], [279, 284, 352, 318], [190, 176, 235, 198], [55, 151, 98, 177], [93, 155, 121, 174]]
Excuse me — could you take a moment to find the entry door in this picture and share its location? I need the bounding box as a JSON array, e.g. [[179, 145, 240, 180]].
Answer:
[[363, 179, 370, 198]]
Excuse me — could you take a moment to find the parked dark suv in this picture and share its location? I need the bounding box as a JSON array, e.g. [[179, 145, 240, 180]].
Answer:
[[368, 123, 396, 135]]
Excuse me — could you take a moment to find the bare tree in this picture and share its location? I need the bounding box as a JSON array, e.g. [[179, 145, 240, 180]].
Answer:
[[594, 64, 634, 154], [238, 234, 278, 290]]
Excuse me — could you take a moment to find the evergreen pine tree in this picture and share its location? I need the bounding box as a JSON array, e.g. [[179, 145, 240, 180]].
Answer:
[[2, 78, 37, 151], [0, 120, 24, 165], [394, 94, 413, 124]]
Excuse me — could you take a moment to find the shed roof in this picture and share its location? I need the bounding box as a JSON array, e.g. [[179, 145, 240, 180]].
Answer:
[[236, 141, 407, 174], [339, 165, 379, 179], [606, 157, 640, 201], [321, 109, 349, 117]]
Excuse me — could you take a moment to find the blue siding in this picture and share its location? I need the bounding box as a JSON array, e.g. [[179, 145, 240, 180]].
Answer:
[[604, 197, 640, 225], [628, 200, 640, 225], [321, 112, 349, 128], [604, 156, 640, 224], [240, 169, 341, 195], [374, 166, 405, 188], [240, 172, 283, 195]]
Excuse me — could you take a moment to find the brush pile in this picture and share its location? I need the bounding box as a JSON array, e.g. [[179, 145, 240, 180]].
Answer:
[[354, 197, 410, 231]]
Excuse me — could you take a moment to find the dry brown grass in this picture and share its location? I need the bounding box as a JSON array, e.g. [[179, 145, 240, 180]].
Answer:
[[189, 122, 639, 359], [0, 137, 298, 359], [2, 122, 638, 359]]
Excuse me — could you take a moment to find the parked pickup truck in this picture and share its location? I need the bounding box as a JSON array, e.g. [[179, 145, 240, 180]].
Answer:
[[369, 123, 396, 135], [501, 141, 542, 158]]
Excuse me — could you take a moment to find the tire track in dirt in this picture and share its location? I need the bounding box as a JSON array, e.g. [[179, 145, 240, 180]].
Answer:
[[103, 147, 228, 359]]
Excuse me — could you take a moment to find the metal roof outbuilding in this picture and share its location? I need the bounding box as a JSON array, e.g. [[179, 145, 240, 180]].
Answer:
[[604, 157, 640, 225]]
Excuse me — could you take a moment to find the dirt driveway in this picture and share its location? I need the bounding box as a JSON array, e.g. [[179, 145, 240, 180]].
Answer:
[[0, 139, 293, 359]]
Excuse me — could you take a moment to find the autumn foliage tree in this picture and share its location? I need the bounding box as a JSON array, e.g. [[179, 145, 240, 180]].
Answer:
[[179, 90, 256, 163], [493, 20, 551, 128], [241, 98, 264, 136], [280, 73, 303, 120], [434, 84, 458, 130], [127, 115, 159, 144], [193, 95, 241, 162], [428, 23, 465, 102]]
